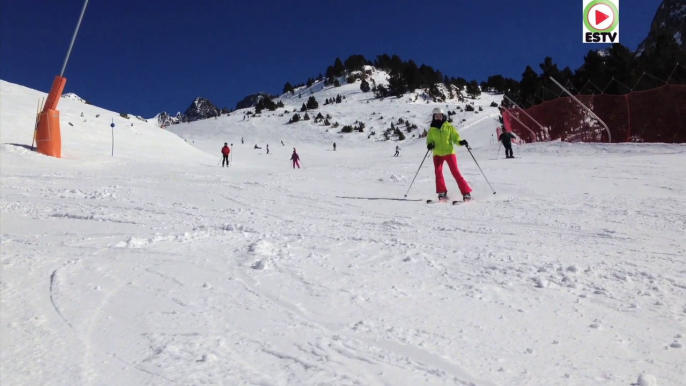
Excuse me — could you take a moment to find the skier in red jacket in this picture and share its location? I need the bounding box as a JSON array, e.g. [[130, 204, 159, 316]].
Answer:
[[290, 148, 300, 169], [221, 143, 230, 167]]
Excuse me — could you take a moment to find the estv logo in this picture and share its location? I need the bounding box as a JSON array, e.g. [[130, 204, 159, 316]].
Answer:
[[583, 0, 620, 43]]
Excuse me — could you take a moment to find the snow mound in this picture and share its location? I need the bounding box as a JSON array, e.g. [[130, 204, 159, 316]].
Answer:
[[635, 373, 658, 386], [378, 174, 407, 183]]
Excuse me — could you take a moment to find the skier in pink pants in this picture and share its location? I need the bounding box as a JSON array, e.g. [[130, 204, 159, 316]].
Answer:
[[426, 108, 472, 201]]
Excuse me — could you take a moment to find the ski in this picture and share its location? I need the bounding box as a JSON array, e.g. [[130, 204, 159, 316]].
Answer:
[[426, 199, 470, 205], [337, 196, 422, 202]]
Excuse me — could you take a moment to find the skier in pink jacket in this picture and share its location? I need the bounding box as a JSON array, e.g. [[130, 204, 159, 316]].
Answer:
[[290, 148, 300, 169]]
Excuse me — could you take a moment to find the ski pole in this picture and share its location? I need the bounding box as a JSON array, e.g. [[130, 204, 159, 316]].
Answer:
[[496, 143, 501, 160], [404, 149, 431, 198], [467, 147, 496, 195]]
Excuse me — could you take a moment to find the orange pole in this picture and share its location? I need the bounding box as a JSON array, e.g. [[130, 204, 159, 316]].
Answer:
[[35, 76, 66, 158], [35, 0, 89, 158]]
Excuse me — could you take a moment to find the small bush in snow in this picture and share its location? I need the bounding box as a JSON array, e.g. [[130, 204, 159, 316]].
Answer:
[[341, 125, 354, 133], [465, 104, 475, 112], [303, 113, 310, 120], [360, 79, 371, 92], [490, 101, 498, 107], [290, 113, 301, 123], [120, 112, 130, 119]]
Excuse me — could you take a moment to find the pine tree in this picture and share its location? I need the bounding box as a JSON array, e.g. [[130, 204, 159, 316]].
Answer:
[[388, 72, 408, 96], [333, 57, 345, 77], [334, 79, 341, 87], [283, 82, 294, 94], [301, 103, 307, 112], [360, 79, 371, 92], [304, 113, 310, 120], [306, 96, 318, 109], [336, 94, 342, 103], [466, 80, 481, 98]]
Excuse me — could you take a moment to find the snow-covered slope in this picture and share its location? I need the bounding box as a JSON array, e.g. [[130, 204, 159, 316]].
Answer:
[[2, 79, 685, 386], [0, 81, 212, 166], [168, 68, 503, 154]]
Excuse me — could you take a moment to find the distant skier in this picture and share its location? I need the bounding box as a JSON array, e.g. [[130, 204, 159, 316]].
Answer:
[[426, 107, 472, 201], [499, 128, 516, 158], [281, 140, 285, 146], [241, 137, 244, 144], [394, 146, 401, 157], [333, 142, 336, 151], [221, 143, 231, 167], [290, 148, 300, 169], [266, 144, 269, 154], [254, 144, 261, 149]]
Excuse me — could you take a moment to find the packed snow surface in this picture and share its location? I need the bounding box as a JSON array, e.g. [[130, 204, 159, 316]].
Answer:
[[1, 79, 685, 385]]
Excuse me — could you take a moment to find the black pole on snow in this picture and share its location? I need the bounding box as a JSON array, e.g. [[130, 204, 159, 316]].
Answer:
[[466, 147, 496, 195], [404, 149, 431, 198]]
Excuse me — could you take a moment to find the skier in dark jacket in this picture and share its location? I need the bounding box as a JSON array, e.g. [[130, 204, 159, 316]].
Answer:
[[221, 143, 230, 167], [290, 148, 300, 169], [394, 146, 401, 157], [499, 129, 516, 158]]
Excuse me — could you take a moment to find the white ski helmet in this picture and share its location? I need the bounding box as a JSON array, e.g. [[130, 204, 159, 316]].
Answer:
[[432, 107, 443, 116]]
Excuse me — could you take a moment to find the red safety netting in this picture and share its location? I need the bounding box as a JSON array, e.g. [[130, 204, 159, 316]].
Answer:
[[503, 85, 686, 143]]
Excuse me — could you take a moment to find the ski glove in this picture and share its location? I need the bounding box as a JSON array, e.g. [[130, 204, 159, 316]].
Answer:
[[459, 140, 468, 147], [427, 143, 435, 150]]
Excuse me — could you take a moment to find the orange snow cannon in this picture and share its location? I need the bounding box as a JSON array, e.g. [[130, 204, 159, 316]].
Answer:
[[35, 75, 66, 158]]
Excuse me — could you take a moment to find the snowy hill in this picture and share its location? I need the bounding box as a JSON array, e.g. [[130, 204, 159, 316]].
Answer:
[[637, 0, 686, 55], [168, 67, 504, 152], [61, 93, 88, 104], [0, 80, 211, 165], [2, 78, 685, 386]]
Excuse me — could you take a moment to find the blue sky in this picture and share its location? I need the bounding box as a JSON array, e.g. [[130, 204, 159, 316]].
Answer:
[[1, 0, 658, 118]]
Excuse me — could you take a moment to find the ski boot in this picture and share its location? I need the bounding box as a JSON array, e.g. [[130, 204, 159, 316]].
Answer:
[[462, 193, 472, 202], [438, 192, 448, 201]]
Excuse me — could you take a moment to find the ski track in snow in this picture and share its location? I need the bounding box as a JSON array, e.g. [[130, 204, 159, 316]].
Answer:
[[2, 79, 686, 385]]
